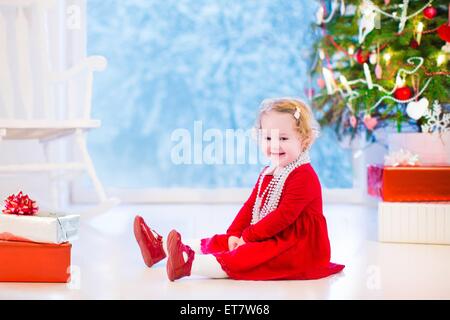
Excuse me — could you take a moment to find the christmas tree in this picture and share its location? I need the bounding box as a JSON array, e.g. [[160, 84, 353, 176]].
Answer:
[[310, 0, 450, 142]]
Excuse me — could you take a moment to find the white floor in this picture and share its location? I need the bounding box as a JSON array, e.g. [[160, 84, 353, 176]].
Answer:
[[1, 203, 450, 300]]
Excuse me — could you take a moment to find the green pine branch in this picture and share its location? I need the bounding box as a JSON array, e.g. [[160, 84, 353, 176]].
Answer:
[[311, 0, 450, 140]]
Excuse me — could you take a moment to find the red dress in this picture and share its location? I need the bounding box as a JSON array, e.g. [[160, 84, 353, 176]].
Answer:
[[200, 163, 345, 280]]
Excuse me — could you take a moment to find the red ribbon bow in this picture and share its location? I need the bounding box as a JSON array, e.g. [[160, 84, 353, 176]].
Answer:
[[2, 191, 39, 216]]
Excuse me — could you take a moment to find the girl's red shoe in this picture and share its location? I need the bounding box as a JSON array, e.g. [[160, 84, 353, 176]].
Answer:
[[166, 229, 195, 281], [133, 215, 166, 267]]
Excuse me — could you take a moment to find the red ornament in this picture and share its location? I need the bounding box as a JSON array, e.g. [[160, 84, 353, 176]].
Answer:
[[423, 6, 437, 20], [437, 23, 450, 43], [394, 86, 413, 101], [410, 38, 419, 49], [355, 49, 369, 64], [2, 191, 39, 216], [317, 78, 325, 89]]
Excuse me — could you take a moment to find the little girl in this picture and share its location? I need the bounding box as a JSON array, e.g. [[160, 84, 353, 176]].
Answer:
[[134, 98, 345, 281]]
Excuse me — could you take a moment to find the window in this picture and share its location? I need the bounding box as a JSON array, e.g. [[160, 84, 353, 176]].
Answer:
[[85, 0, 353, 195]]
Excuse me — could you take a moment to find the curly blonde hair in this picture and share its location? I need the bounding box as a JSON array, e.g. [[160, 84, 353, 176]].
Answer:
[[255, 97, 320, 149]]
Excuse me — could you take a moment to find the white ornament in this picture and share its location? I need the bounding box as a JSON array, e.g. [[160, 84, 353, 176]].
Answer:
[[442, 43, 450, 53], [421, 101, 450, 133], [322, 67, 337, 95], [316, 6, 324, 25], [340, 0, 346, 15], [369, 52, 377, 64], [363, 63, 373, 89], [416, 21, 424, 45], [398, 0, 409, 33], [359, 0, 377, 44], [406, 97, 429, 120]]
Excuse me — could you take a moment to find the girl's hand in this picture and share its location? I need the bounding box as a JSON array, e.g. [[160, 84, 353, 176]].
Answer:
[[228, 236, 240, 251], [236, 237, 246, 249]]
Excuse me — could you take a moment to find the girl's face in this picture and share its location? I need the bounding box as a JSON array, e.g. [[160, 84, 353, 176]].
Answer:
[[260, 110, 307, 168]]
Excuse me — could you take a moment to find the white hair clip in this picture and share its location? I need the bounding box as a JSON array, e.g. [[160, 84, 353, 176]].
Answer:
[[294, 107, 301, 120]]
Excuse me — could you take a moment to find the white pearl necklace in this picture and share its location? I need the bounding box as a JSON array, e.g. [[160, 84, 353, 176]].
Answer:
[[251, 151, 311, 225]]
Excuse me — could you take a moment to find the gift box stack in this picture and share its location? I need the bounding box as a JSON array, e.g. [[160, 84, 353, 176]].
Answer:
[[0, 192, 79, 282], [368, 133, 450, 245]]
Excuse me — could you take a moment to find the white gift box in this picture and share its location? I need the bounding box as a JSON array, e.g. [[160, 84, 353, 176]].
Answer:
[[0, 212, 79, 244], [378, 202, 450, 245], [387, 132, 450, 165]]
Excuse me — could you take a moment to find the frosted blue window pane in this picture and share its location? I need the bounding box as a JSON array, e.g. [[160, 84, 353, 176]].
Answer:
[[87, 0, 353, 189]]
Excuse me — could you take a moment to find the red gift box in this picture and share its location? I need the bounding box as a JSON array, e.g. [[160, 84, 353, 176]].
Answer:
[[0, 240, 71, 283], [367, 165, 450, 202]]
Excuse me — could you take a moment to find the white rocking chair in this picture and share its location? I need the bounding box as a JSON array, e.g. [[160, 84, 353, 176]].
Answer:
[[0, 0, 119, 216]]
